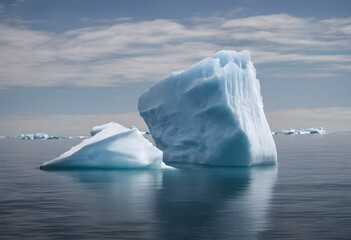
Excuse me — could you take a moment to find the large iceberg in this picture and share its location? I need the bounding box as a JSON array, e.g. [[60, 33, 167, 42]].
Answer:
[[40, 123, 167, 170], [139, 50, 277, 166]]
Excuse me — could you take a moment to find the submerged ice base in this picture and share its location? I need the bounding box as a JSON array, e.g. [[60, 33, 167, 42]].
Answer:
[[40, 123, 168, 170], [139, 50, 277, 166]]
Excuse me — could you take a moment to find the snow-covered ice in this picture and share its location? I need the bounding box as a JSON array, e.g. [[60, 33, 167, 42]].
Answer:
[[139, 50, 277, 166], [67, 136, 88, 139], [89, 122, 120, 136], [40, 122, 169, 170]]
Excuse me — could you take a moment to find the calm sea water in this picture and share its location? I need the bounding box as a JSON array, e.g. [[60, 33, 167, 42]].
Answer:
[[0, 135, 350, 240]]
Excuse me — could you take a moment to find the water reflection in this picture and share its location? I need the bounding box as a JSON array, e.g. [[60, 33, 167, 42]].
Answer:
[[62, 166, 277, 239], [155, 166, 277, 240], [65, 170, 163, 220]]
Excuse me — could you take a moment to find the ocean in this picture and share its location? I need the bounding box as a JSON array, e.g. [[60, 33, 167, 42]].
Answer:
[[0, 135, 350, 239]]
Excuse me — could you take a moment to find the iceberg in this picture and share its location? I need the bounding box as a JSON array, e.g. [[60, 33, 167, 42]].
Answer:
[[40, 123, 167, 170], [272, 129, 297, 135], [139, 50, 277, 166], [19, 133, 63, 140], [303, 127, 326, 135], [272, 127, 326, 135]]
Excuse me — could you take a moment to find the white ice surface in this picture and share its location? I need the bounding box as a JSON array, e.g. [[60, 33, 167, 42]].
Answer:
[[41, 123, 168, 170], [139, 50, 277, 166], [90, 122, 121, 136]]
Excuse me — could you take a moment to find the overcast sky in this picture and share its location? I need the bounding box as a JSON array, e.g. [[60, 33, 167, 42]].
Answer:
[[0, 0, 350, 135]]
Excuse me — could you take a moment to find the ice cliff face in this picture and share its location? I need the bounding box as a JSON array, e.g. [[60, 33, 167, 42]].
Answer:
[[139, 50, 277, 166]]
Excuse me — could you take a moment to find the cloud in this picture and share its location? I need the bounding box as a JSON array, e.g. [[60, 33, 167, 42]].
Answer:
[[0, 14, 350, 88]]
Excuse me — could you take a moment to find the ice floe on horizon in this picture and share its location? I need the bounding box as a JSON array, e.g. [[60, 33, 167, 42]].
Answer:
[[0, 133, 88, 140], [19, 133, 88, 140], [19, 133, 64, 140], [272, 127, 326, 135]]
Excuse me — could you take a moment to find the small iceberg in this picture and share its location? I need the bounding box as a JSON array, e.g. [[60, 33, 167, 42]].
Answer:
[[272, 127, 326, 135], [272, 129, 297, 135], [19, 133, 63, 140], [40, 122, 170, 170], [300, 127, 326, 135]]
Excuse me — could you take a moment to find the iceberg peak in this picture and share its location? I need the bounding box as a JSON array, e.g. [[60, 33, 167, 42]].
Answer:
[[214, 50, 250, 69]]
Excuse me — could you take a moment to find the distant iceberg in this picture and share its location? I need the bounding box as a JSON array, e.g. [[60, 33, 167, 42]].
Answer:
[[139, 50, 277, 166], [19, 133, 63, 140], [272, 129, 297, 135], [40, 122, 170, 170], [16, 133, 87, 140], [272, 127, 326, 135], [301, 127, 326, 135]]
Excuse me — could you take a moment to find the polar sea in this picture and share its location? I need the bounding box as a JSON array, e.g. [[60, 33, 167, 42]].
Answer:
[[0, 135, 350, 240]]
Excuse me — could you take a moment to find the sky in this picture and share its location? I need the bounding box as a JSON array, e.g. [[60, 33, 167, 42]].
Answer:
[[0, 0, 350, 135]]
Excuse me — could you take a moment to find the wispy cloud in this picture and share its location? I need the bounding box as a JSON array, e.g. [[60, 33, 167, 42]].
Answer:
[[0, 14, 350, 88]]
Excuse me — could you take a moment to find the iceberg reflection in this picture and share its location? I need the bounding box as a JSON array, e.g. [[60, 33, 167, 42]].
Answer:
[[155, 166, 277, 240], [62, 166, 276, 239]]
